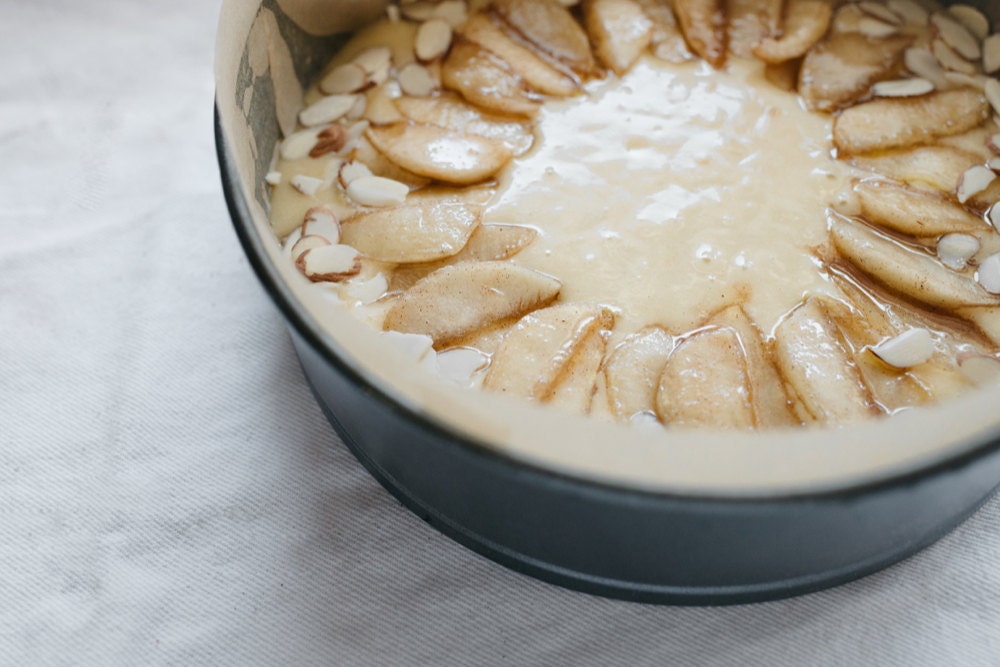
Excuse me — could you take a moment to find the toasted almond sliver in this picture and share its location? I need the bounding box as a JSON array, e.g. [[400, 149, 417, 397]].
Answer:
[[416, 18, 453, 62], [983, 35, 1000, 74], [931, 12, 982, 61], [859, 1, 902, 26], [948, 4, 990, 42], [933, 38, 978, 74], [320, 64, 370, 95], [299, 94, 360, 127], [937, 233, 981, 270], [338, 161, 374, 189], [978, 253, 1000, 293], [857, 16, 898, 38], [870, 329, 935, 369], [887, 0, 928, 25], [958, 165, 997, 204], [985, 78, 1000, 115], [871, 78, 935, 97], [290, 175, 325, 197], [397, 63, 439, 97], [346, 175, 409, 207]]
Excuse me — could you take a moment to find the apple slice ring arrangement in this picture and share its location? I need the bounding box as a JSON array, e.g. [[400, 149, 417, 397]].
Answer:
[[269, 0, 1000, 431]]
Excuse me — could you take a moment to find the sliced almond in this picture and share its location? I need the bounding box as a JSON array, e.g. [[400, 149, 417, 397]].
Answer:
[[364, 84, 406, 126], [773, 299, 876, 425], [854, 180, 988, 237], [799, 33, 913, 111], [309, 124, 349, 158], [753, 0, 833, 65], [871, 78, 935, 97], [394, 94, 535, 155], [345, 175, 409, 207], [904, 46, 950, 90], [297, 244, 362, 283], [441, 38, 541, 117], [931, 11, 982, 61], [853, 145, 982, 193], [830, 216, 1000, 309], [341, 200, 482, 263], [603, 327, 674, 420], [937, 233, 981, 270], [299, 95, 360, 128], [319, 64, 371, 95], [983, 34, 1000, 74], [985, 78, 1000, 115], [265, 171, 282, 186], [353, 47, 393, 81], [384, 262, 561, 345], [434, 347, 490, 386], [351, 135, 432, 188], [366, 123, 513, 185], [727, 0, 782, 58], [958, 354, 1000, 385], [857, 16, 899, 39], [656, 328, 755, 430], [635, 0, 695, 63], [344, 273, 389, 304], [583, 0, 654, 76], [397, 63, 439, 97], [673, 0, 727, 68], [290, 234, 332, 263], [491, 0, 597, 75], [280, 127, 323, 160], [338, 160, 374, 189], [988, 202, 1000, 231], [483, 303, 614, 402], [870, 329, 935, 368], [302, 206, 342, 243], [833, 88, 989, 156], [932, 38, 978, 75], [459, 13, 580, 96], [886, 0, 928, 25], [978, 252, 1000, 294], [949, 5, 990, 41], [401, 1, 439, 22], [957, 165, 997, 203], [432, 0, 469, 28], [416, 18, 453, 62], [858, 1, 902, 26], [290, 175, 325, 197]]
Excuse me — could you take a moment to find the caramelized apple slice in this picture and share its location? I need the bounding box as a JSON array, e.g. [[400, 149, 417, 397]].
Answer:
[[394, 94, 535, 156], [483, 303, 615, 402], [490, 0, 597, 75], [773, 299, 876, 425], [853, 145, 981, 193], [390, 223, 539, 290], [603, 326, 674, 420], [341, 201, 482, 263], [634, 0, 693, 63], [384, 261, 561, 345], [656, 328, 755, 430], [673, 0, 727, 68], [727, 0, 781, 57], [834, 88, 989, 155], [799, 32, 912, 111], [460, 13, 580, 96], [366, 123, 513, 185], [753, 0, 833, 64], [854, 180, 989, 237], [441, 39, 541, 117], [712, 305, 796, 427], [830, 217, 1000, 309], [583, 0, 654, 75]]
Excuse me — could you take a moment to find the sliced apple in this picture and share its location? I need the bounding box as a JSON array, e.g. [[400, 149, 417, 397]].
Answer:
[[351, 136, 431, 189], [799, 32, 912, 111], [340, 200, 482, 263], [673, 0, 727, 68], [854, 180, 988, 237], [603, 326, 674, 420], [394, 95, 535, 156], [546, 327, 609, 415], [753, 0, 833, 65], [383, 261, 561, 345], [727, 0, 781, 58], [483, 303, 615, 402], [390, 223, 539, 291], [853, 144, 982, 193], [834, 88, 989, 155], [656, 327, 755, 430], [773, 299, 876, 425], [712, 305, 796, 427], [583, 0, 654, 75], [441, 38, 542, 117], [635, 0, 694, 63], [460, 12, 580, 96], [365, 123, 513, 186], [830, 216, 1000, 309], [490, 0, 597, 75]]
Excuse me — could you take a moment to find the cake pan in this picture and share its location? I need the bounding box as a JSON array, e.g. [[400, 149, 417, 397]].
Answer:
[[215, 0, 1000, 604]]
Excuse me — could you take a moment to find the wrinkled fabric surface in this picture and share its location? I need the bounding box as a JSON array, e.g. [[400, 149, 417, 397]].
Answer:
[[3, 1, 1000, 665]]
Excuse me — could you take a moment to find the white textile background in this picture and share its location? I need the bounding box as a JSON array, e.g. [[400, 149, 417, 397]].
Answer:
[[3, 1, 1000, 664]]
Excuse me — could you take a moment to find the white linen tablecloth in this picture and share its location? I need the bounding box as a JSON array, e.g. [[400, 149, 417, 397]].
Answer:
[[3, 1, 1000, 664]]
